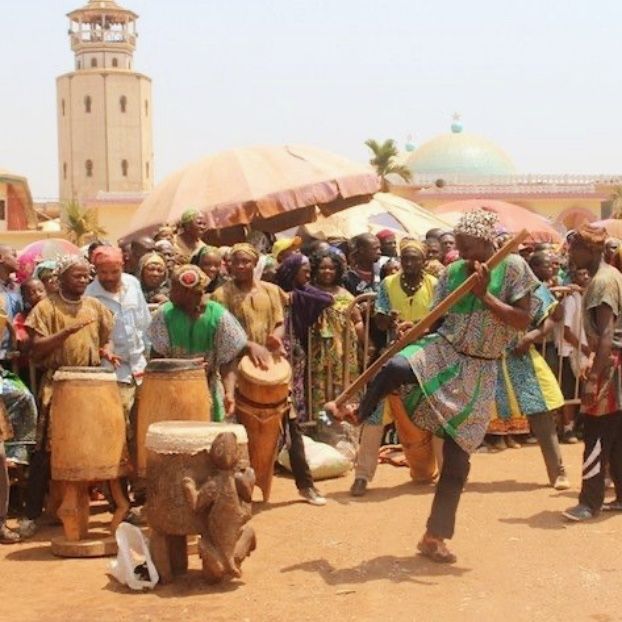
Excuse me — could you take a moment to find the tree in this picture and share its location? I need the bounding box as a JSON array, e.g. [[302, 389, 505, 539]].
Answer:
[[63, 200, 107, 245], [364, 138, 412, 190]]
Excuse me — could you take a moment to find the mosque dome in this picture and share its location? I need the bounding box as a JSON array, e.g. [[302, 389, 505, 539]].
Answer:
[[405, 118, 515, 181]]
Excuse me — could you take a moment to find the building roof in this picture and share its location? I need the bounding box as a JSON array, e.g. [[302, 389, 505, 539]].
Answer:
[[68, 0, 138, 23], [405, 118, 516, 182]]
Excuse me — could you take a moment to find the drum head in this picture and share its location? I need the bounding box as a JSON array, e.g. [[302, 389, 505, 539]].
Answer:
[[146, 358, 204, 373], [146, 420, 248, 455], [238, 355, 291, 386], [53, 367, 116, 382]]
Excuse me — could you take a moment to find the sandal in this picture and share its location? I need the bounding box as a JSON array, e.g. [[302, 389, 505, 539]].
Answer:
[[417, 533, 457, 564], [602, 499, 622, 512]]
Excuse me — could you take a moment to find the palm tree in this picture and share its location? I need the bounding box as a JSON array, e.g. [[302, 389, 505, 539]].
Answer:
[[364, 138, 412, 190], [610, 186, 622, 218], [63, 200, 107, 244]]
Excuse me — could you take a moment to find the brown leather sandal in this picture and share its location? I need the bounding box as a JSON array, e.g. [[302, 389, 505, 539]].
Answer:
[[417, 533, 457, 564]]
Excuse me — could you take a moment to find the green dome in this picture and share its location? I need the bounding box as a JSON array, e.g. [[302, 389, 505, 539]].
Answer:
[[405, 124, 515, 180]]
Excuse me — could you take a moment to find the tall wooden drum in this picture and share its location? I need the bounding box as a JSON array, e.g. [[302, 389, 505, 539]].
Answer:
[[135, 358, 213, 477], [49, 367, 130, 557], [51, 367, 129, 481], [235, 355, 291, 502], [145, 421, 255, 584]]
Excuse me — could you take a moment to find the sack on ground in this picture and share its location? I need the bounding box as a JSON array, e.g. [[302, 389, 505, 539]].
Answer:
[[278, 435, 351, 480]]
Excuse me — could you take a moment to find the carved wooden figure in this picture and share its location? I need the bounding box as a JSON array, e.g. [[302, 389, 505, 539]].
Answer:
[[146, 421, 256, 584]]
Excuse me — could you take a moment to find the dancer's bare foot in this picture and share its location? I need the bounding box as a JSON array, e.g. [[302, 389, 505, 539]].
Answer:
[[417, 532, 457, 564]]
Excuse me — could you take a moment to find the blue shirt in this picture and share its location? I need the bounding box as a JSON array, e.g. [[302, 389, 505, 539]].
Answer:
[[86, 273, 151, 383], [0, 281, 22, 360]]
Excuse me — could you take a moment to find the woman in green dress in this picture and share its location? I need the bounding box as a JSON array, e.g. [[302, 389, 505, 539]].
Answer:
[[147, 265, 253, 421]]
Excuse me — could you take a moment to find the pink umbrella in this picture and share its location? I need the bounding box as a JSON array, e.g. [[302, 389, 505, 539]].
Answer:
[[433, 199, 561, 244], [17, 238, 81, 281]]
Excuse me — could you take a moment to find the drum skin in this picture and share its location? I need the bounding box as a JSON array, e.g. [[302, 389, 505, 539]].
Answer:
[[237, 355, 291, 406], [51, 367, 129, 481], [388, 395, 436, 483], [145, 421, 249, 535], [135, 358, 213, 477]]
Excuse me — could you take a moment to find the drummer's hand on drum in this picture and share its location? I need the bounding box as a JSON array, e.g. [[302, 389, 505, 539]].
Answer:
[[100, 344, 121, 368], [246, 342, 271, 370], [266, 334, 286, 358], [223, 392, 236, 417]]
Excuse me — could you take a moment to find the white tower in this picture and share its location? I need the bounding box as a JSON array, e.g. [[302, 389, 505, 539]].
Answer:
[[57, 0, 153, 202]]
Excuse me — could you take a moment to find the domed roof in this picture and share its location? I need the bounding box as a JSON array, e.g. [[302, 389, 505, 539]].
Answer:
[[405, 118, 515, 181]]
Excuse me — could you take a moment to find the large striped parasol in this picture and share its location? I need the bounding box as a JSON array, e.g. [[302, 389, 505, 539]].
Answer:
[[17, 238, 81, 281]]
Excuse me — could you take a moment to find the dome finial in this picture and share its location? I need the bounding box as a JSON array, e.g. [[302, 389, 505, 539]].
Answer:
[[451, 113, 463, 134]]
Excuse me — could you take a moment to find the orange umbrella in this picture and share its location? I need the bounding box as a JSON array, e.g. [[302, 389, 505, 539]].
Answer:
[[128, 145, 380, 238], [592, 219, 622, 239], [433, 199, 561, 243]]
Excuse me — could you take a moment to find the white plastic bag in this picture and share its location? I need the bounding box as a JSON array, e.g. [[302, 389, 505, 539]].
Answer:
[[278, 435, 351, 480], [109, 522, 159, 590]]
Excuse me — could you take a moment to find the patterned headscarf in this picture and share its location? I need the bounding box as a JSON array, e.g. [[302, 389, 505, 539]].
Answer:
[[34, 260, 57, 280], [91, 246, 124, 267], [230, 243, 260, 262], [454, 209, 499, 243], [180, 209, 200, 226], [399, 238, 426, 256], [172, 264, 209, 293], [139, 251, 167, 273], [572, 223, 607, 250], [56, 254, 90, 275]]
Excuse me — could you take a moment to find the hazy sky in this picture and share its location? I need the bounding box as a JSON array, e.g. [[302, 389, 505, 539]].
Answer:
[[2, 0, 621, 198]]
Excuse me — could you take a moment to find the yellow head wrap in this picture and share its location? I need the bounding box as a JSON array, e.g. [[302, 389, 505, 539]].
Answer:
[[399, 238, 426, 256], [231, 243, 260, 262]]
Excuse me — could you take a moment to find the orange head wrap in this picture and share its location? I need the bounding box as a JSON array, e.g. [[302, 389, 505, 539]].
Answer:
[[92, 246, 124, 267]]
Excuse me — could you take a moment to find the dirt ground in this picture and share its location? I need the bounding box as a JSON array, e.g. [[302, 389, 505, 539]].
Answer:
[[2, 443, 622, 622]]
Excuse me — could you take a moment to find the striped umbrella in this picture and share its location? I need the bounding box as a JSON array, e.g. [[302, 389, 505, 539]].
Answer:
[[17, 238, 81, 281]]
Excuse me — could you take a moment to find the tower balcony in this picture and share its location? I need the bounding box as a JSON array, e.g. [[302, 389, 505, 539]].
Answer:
[[70, 30, 136, 48]]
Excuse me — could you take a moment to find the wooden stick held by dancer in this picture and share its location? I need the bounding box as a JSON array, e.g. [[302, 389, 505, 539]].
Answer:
[[326, 228, 530, 414]]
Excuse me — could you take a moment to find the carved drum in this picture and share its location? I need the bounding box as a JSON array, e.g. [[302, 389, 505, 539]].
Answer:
[[145, 421, 249, 535], [235, 355, 291, 501], [135, 358, 213, 477]]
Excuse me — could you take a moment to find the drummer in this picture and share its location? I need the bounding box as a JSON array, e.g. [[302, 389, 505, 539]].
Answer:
[[211, 243, 327, 506], [86, 247, 151, 431], [20, 255, 116, 536], [147, 264, 261, 421]]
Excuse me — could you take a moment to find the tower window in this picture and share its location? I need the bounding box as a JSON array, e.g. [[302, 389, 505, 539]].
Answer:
[[145, 100, 149, 116], [121, 159, 129, 177], [120, 95, 127, 113], [0, 200, 5, 221], [146, 162, 150, 178], [112, 58, 118, 68], [61, 99, 65, 116], [63, 162, 67, 180], [85, 159, 93, 177], [77, 60, 81, 70], [91, 57, 98, 68], [84, 95, 92, 113]]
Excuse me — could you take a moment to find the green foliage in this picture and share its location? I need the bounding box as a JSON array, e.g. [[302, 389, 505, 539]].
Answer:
[[364, 138, 412, 188], [63, 200, 107, 244]]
